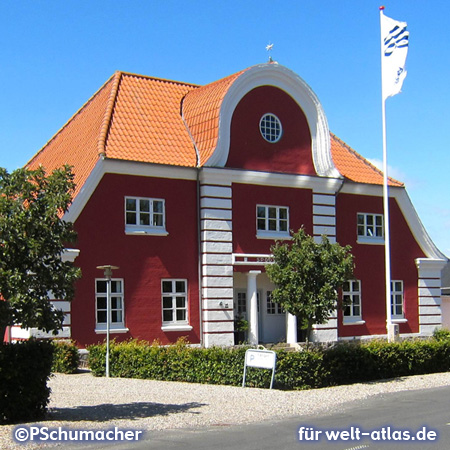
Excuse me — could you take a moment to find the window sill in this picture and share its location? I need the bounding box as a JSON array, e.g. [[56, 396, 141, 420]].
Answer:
[[95, 327, 129, 334], [161, 324, 193, 332], [343, 319, 365, 326], [357, 236, 385, 245], [392, 318, 407, 323], [256, 232, 291, 240], [125, 228, 168, 236]]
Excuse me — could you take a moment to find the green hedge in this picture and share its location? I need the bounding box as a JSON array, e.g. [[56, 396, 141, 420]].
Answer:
[[51, 340, 80, 374], [0, 340, 54, 424], [323, 339, 450, 385], [88, 335, 450, 390]]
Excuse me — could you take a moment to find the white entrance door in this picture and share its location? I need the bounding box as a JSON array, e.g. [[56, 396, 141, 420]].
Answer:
[[262, 290, 286, 343]]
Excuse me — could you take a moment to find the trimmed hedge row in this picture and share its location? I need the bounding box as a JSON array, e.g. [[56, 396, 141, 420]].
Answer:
[[51, 340, 80, 374], [0, 340, 54, 424], [88, 335, 450, 390]]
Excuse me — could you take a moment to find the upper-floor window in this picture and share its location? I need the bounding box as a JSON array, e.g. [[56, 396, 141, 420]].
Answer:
[[125, 197, 167, 235], [357, 213, 384, 244], [343, 280, 362, 323], [259, 113, 283, 144], [260, 113, 282, 143], [95, 278, 125, 331], [391, 280, 404, 318], [257, 205, 289, 238]]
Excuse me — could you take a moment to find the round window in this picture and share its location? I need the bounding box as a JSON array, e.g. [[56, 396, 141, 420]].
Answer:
[[259, 113, 282, 143]]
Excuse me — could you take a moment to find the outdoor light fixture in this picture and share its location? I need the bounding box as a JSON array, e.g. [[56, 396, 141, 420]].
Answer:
[[96, 265, 119, 378]]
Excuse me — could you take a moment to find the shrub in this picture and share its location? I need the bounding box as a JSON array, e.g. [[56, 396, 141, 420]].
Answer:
[[322, 342, 376, 385], [433, 327, 450, 342], [87, 337, 450, 391], [276, 350, 326, 389], [51, 340, 80, 374], [0, 340, 54, 424]]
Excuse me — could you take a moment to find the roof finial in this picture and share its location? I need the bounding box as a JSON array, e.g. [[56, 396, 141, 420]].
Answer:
[[266, 43, 274, 63]]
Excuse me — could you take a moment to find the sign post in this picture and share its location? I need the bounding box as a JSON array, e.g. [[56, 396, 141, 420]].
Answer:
[[242, 349, 277, 389]]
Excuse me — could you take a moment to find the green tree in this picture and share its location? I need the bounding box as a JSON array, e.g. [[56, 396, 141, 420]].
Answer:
[[266, 227, 354, 342], [0, 165, 81, 338]]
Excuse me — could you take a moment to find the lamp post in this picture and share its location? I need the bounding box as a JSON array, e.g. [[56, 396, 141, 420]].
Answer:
[[96, 265, 119, 378]]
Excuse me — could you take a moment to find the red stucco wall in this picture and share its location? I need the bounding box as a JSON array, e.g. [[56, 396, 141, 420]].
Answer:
[[231, 182, 313, 273], [336, 192, 425, 337], [71, 173, 200, 347], [226, 86, 315, 175]]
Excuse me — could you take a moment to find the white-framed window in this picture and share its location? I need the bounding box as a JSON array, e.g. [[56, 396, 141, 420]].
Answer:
[[161, 279, 189, 326], [95, 278, 125, 331], [343, 280, 363, 323], [357, 213, 384, 244], [260, 113, 283, 143], [391, 280, 404, 318], [236, 292, 247, 316], [125, 196, 167, 235], [256, 205, 289, 238], [266, 291, 283, 315], [234, 290, 260, 321]]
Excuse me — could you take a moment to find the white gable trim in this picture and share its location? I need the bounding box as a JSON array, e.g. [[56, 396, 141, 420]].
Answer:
[[205, 63, 341, 179], [341, 183, 447, 260], [64, 158, 197, 224]]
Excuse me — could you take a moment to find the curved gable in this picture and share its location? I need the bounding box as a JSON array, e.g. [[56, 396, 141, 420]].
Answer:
[[199, 63, 340, 177], [226, 85, 314, 174]]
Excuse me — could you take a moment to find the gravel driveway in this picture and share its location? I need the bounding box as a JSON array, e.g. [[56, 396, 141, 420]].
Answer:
[[1, 370, 450, 448]]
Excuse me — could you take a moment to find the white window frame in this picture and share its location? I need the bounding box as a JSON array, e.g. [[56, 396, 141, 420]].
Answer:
[[256, 205, 290, 239], [95, 278, 128, 333], [266, 291, 284, 315], [161, 279, 192, 332], [260, 113, 283, 143], [342, 280, 365, 325], [391, 280, 405, 320], [357, 213, 384, 244], [125, 196, 168, 236]]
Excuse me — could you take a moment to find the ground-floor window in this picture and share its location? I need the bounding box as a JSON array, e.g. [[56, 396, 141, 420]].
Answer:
[[95, 279, 124, 330], [343, 280, 362, 322], [391, 280, 404, 318], [236, 292, 247, 316], [266, 291, 283, 315], [162, 279, 188, 325]]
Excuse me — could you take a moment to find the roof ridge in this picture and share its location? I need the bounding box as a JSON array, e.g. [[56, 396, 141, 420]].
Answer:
[[97, 71, 122, 157], [119, 71, 200, 88], [26, 73, 119, 167], [330, 132, 403, 187]]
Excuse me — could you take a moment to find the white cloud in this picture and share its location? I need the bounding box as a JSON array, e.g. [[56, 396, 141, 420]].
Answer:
[[367, 158, 422, 189], [367, 158, 407, 184]]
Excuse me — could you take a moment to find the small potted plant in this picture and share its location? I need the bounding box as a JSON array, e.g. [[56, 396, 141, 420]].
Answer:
[[234, 316, 249, 344]]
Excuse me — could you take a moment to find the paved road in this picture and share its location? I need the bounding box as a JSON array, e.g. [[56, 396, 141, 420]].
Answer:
[[79, 385, 450, 450]]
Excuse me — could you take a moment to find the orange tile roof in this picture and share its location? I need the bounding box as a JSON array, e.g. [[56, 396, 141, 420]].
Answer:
[[27, 68, 403, 203], [27, 73, 119, 198], [182, 70, 247, 165], [330, 133, 403, 187], [105, 73, 198, 167]]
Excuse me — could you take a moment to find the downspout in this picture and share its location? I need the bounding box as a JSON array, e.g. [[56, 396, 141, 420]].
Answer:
[[196, 167, 204, 346], [180, 94, 204, 346]]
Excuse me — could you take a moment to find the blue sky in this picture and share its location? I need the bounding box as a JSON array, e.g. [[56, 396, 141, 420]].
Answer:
[[1, 1, 449, 257]]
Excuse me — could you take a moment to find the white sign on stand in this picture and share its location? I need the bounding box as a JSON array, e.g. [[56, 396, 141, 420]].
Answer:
[[242, 349, 277, 389]]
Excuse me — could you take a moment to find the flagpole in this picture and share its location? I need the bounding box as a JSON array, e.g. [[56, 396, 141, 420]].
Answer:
[[380, 6, 393, 342]]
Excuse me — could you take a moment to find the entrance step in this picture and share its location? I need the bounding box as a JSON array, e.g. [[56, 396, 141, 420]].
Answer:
[[264, 343, 302, 352]]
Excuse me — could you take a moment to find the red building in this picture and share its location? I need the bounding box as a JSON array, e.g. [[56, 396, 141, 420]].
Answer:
[[11, 62, 447, 347]]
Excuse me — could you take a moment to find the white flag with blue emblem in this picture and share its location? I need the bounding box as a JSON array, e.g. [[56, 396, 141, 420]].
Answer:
[[381, 12, 409, 100]]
